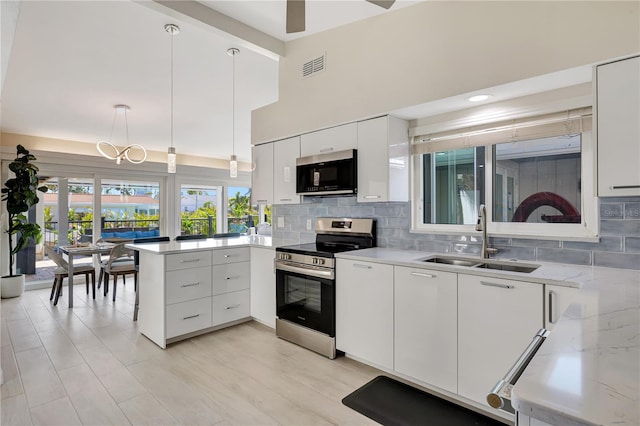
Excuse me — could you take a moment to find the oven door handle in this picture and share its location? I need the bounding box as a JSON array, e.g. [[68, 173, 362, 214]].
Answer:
[[276, 261, 335, 280], [487, 328, 550, 411]]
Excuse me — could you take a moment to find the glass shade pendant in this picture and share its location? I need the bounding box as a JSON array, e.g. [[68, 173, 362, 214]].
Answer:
[[228, 47, 240, 178], [167, 146, 177, 174], [166, 23, 180, 174], [229, 154, 238, 178]]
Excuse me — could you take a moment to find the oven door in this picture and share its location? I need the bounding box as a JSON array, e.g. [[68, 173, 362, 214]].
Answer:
[[276, 261, 335, 337]]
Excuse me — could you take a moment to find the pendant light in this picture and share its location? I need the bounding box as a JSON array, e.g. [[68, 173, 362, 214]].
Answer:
[[165, 23, 180, 174], [96, 105, 147, 164], [228, 47, 240, 178]]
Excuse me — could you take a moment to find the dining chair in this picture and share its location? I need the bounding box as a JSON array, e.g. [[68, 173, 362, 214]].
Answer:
[[44, 245, 96, 306], [175, 234, 208, 241], [103, 243, 137, 302], [131, 236, 170, 321], [96, 239, 132, 290]]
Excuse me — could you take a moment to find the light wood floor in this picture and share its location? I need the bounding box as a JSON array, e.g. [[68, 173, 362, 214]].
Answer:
[[1, 281, 380, 425]]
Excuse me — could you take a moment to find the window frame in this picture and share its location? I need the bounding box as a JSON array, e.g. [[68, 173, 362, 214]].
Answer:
[[411, 129, 599, 241]]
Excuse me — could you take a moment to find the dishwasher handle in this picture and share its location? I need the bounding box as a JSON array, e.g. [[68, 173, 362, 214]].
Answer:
[[487, 328, 550, 410]]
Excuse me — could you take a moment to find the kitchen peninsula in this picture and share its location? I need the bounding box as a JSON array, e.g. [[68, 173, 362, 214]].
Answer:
[[128, 236, 274, 348]]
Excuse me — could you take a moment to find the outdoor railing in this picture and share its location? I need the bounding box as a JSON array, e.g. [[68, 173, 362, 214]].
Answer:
[[179, 215, 259, 236], [45, 215, 259, 244], [44, 218, 160, 246]]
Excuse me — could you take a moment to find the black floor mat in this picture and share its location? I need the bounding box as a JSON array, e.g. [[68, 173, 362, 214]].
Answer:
[[342, 376, 505, 426]]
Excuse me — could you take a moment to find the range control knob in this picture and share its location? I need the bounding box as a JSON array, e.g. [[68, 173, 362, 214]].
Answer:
[[312, 257, 325, 265]]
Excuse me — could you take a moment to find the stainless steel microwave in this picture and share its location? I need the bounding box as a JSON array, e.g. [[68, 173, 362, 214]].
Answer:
[[296, 149, 357, 196]]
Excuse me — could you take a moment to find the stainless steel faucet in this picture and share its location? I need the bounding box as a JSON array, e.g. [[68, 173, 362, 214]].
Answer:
[[476, 204, 498, 259]]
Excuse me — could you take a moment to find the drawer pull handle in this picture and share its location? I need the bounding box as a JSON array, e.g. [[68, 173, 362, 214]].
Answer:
[[257, 199, 268, 203], [364, 195, 381, 199], [225, 276, 237, 280], [224, 254, 235, 258], [280, 198, 292, 202], [352, 263, 372, 269], [225, 304, 241, 310], [180, 282, 200, 288], [411, 272, 436, 278], [548, 290, 556, 324], [183, 314, 200, 320], [481, 281, 514, 289], [611, 185, 640, 189], [319, 147, 334, 153], [180, 259, 201, 263]]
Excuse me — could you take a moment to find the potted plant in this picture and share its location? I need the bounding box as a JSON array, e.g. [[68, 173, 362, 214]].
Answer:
[[1, 145, 48, 298]]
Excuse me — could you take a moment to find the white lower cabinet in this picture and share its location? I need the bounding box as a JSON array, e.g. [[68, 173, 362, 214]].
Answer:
[[250, 247, 276, 328], [336, 259, 394, 370], [458, 274, 543, 407], [212, 248, 250, 326], [212, 289, 251, 326], [517, 412, 554, 426], [544, 284, 578, 330], [394, 266, 457, 393], [166, 297, 213, 339], [166, 266, 212, 305], [138, 247, 251, 349]]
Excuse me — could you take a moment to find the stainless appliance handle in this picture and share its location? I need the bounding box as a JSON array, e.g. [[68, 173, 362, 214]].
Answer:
[[276, 261, 335, 280], [487, 328, 550, 411]]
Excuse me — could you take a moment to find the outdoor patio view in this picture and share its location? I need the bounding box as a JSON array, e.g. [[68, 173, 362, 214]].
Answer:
[[27, 179, 269, 284]]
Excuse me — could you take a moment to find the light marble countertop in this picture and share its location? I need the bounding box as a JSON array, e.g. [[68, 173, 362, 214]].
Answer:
[[126, 236, 299, 254], [334, 247, 640, 426]]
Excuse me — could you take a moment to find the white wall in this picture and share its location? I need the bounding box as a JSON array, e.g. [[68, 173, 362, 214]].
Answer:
[[252, 1, 640, 144]]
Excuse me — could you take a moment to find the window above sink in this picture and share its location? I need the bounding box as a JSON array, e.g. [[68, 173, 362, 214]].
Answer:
[[410, 89, 599, 241]]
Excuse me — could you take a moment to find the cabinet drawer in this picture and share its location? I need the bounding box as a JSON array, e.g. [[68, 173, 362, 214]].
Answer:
[[212, 262, 250, 295], [166, 251, 212, 271], [212, 290, 250, 326], [166, 267, 212, 305], [166, 297, 212, 338], [212, 247, 250, 265]]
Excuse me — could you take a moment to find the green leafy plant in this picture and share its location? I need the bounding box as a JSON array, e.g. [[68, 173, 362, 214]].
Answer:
[[1, 145, 48, 276]]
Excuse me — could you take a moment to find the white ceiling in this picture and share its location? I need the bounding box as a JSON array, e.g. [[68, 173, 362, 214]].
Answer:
[[1, 0, 592, 166], [0, 0, 421, 164]]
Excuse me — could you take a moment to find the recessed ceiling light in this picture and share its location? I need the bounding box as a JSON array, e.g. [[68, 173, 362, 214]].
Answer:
[[467, 94, 492, 102]]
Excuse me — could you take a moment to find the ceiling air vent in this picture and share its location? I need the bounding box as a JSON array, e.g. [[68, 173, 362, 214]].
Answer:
[[302, 53, 326, 78]]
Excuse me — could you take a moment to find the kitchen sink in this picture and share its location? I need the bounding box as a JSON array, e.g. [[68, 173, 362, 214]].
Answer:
[[418, 256, 483, 267], [416, 255, 540, 273], [474, 262, 540, 273]]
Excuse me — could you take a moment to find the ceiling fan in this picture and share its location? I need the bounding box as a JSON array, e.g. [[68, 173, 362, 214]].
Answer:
[[286, 0, 396, 33]]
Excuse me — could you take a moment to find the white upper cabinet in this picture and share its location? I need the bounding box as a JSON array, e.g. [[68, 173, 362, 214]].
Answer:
[[273, 136, 301, 204], [357, 116, 409, 203], [300, 122, 357, 157], [251, 143, 273, 205], [596, 55, 640, 197]]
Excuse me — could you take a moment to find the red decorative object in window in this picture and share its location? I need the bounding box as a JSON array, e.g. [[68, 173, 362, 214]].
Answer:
[[512, 192, 581, 223]]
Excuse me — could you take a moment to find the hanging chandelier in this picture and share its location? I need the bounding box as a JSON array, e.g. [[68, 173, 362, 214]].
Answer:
[[165, 23, 180, 174], [96, 105, 147, 165]]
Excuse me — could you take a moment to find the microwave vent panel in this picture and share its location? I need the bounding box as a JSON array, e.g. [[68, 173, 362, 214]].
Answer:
[[303, 53, 326, 78]]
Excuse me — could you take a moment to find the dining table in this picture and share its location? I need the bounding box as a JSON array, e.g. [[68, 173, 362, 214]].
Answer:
[[58, 242, 116, 307]]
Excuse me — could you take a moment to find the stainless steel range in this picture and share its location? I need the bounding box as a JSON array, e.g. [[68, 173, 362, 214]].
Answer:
[[275, 217, 376, 359]]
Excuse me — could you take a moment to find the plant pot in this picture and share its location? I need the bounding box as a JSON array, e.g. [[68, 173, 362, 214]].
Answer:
[[1, 274, 25, 299]]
